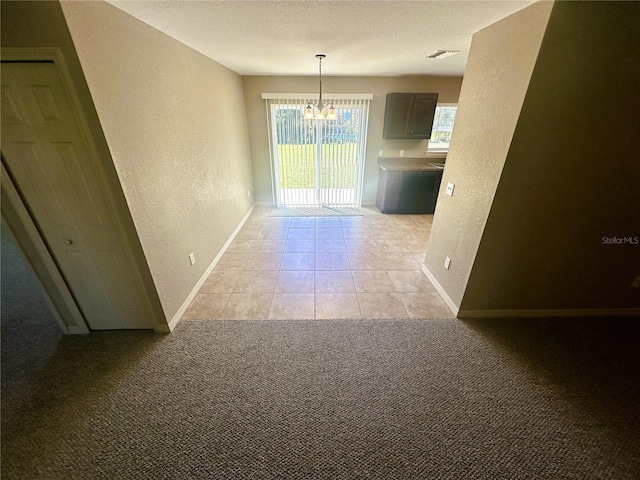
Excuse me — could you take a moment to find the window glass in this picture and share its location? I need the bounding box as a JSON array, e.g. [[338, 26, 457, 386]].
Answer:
[[428, 105, 457, 151]]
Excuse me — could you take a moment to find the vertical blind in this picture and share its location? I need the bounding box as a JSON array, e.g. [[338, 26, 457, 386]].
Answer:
[[262, 93, 372, 207]]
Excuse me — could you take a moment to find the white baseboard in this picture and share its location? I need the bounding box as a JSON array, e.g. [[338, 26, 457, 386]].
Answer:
[[167, 203, 256, 332], [254, 201, 274, 207], [457, 308, 640, 318], [361, 201, 376, 207], [420, 265, 640, 319], [420, 264, 460, 316]]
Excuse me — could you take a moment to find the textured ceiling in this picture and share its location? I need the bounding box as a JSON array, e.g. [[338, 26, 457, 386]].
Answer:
[[106, 0, 536, 76]]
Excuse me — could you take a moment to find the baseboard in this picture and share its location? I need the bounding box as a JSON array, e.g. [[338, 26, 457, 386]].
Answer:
[[255, 201, 274, 207], [167, 203, 256, 332], [361, 201, 376, 207], [420, 264, 460, 316], [457, 308, 640, 318], [67, 325, 89, 335]]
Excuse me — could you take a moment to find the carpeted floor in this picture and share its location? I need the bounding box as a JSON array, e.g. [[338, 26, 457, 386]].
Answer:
[[2, 227, 640, 479]]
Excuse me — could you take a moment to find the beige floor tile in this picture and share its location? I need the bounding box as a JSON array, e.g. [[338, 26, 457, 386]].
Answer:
[[222, 293, 272, 319], [225, 239, 257, 254], [284, 239, 316, 253], [375, 239, 410, 253], [316, 293, 361, 319], [233, 271, 278, 293], [269, 293, 315, 319], [382, 253, 420, 271], [257, 229, 289, 240], [348, 252, 387, 271], [399, 292, 452, 318], [386, 215, 417, 228], [287, 229, 315, 240], [183, 293, 230, 319], [367, 228, 402, 240], [387, 270, 434, 293], [244, 254, 282, 271], [316, 253, 350, 270], [315, 217, 341, 228], [342, 227, 371, 239], [412, 252, 427, 264], [340, 217, 366, 228], [234, 229, 260, 240], [214, 253, 249, 271], [290, 218, 316, 228], [352, 271, 397, 293], [344, 238, 379, 254], [405, 240, 430, 253], [357, 292, 407, 318], [408, 214, 433, 227], [281, 253, 316, 270], [363, 216, 391, 228], [265, 217, 291, 228], [254, 240, 286, 253], [200, 271, 240, 294], [276, 271, 315, 293], [315, 271, 355, 292], [316, 239, 346, 253], [316, 228, 343, 240]]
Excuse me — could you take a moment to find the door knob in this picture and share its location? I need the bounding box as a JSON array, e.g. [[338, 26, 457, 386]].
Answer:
[[64, 239, 73, 245]]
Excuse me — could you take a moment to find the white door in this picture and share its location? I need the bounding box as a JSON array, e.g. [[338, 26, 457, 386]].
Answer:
[[1, 61, 152, 330]]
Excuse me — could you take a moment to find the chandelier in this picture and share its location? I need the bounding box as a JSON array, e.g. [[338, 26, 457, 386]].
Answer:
[[304, 54, 336, 120]]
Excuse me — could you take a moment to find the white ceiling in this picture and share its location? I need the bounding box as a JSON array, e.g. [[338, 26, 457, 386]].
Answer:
[[106, 0, 536, 77]]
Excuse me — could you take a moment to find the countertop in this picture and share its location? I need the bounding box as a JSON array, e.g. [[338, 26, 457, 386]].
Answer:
[[378, 157, 445, 172]]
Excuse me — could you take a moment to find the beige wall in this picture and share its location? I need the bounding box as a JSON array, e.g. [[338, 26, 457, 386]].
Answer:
[[242, 76, 463, 205], [59, 1, 255, 322], [1, 0, 166, 328], [424, 1, 554, 308], [460, 0, 640, 312], [426, 0, 640, 314]]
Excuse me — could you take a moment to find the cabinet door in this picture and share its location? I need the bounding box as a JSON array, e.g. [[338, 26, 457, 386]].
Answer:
[[409, 94, 438, 138], [398, 171, 437, 213], [383, 93, 413, 139]]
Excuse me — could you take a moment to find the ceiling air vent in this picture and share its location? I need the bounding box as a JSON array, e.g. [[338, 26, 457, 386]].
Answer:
[[427, 50, 460, 59]]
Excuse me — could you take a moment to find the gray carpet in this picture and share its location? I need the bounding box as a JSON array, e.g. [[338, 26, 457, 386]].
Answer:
[[2, 229, 640, 478]]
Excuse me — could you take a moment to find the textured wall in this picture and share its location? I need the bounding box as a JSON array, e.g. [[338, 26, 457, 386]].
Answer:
[[423, 1, 553, 308], [1, 0, 166, 328], [60, 1, 255, 321], [242, 76, 463, 205], [460, 1, 640, 312]]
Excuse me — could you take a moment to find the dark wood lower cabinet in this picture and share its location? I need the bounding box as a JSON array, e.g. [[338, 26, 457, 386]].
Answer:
[[376, 168, 443, 214]]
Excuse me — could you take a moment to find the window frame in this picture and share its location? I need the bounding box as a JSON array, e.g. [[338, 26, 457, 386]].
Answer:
[[427, 103, 458, 152]]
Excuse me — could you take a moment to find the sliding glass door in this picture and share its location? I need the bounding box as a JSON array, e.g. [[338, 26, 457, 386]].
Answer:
[[265, 94, 371, 208]]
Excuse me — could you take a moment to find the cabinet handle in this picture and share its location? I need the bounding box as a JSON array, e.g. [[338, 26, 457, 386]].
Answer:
[[64, 239, 74, 245]]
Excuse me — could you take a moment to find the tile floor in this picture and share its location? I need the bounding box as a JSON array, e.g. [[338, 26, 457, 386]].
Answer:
[[182, 207, 452, 320]]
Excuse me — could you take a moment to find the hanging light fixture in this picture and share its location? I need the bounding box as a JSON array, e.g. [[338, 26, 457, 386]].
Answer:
[[304, 54, 337, 120]]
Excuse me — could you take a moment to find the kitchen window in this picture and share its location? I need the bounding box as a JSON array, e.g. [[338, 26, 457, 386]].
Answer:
[[428, 104, 458, 151]]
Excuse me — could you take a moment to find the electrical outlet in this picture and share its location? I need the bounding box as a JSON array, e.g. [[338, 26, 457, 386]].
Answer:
[[444, 256, 451, 270], [445, 182, 455, 196], [247, 190, 251, 198], [378, 150, 383, 156], [399, 150, 405, 157], [189, 252, 196, 265]]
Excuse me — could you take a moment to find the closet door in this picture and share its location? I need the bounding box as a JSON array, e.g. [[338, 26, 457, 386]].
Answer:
[[1, 61, 152, 330]]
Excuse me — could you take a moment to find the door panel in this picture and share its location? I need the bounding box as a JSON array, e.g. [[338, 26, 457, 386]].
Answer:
[[1, 61, 152, 330]]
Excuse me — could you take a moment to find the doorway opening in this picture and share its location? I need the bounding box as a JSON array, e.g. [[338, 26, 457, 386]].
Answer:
[[264, 94, 372, 208]]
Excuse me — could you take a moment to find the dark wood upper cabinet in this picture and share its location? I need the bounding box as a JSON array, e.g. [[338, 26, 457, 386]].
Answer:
[[383, 93, 439, 139]]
